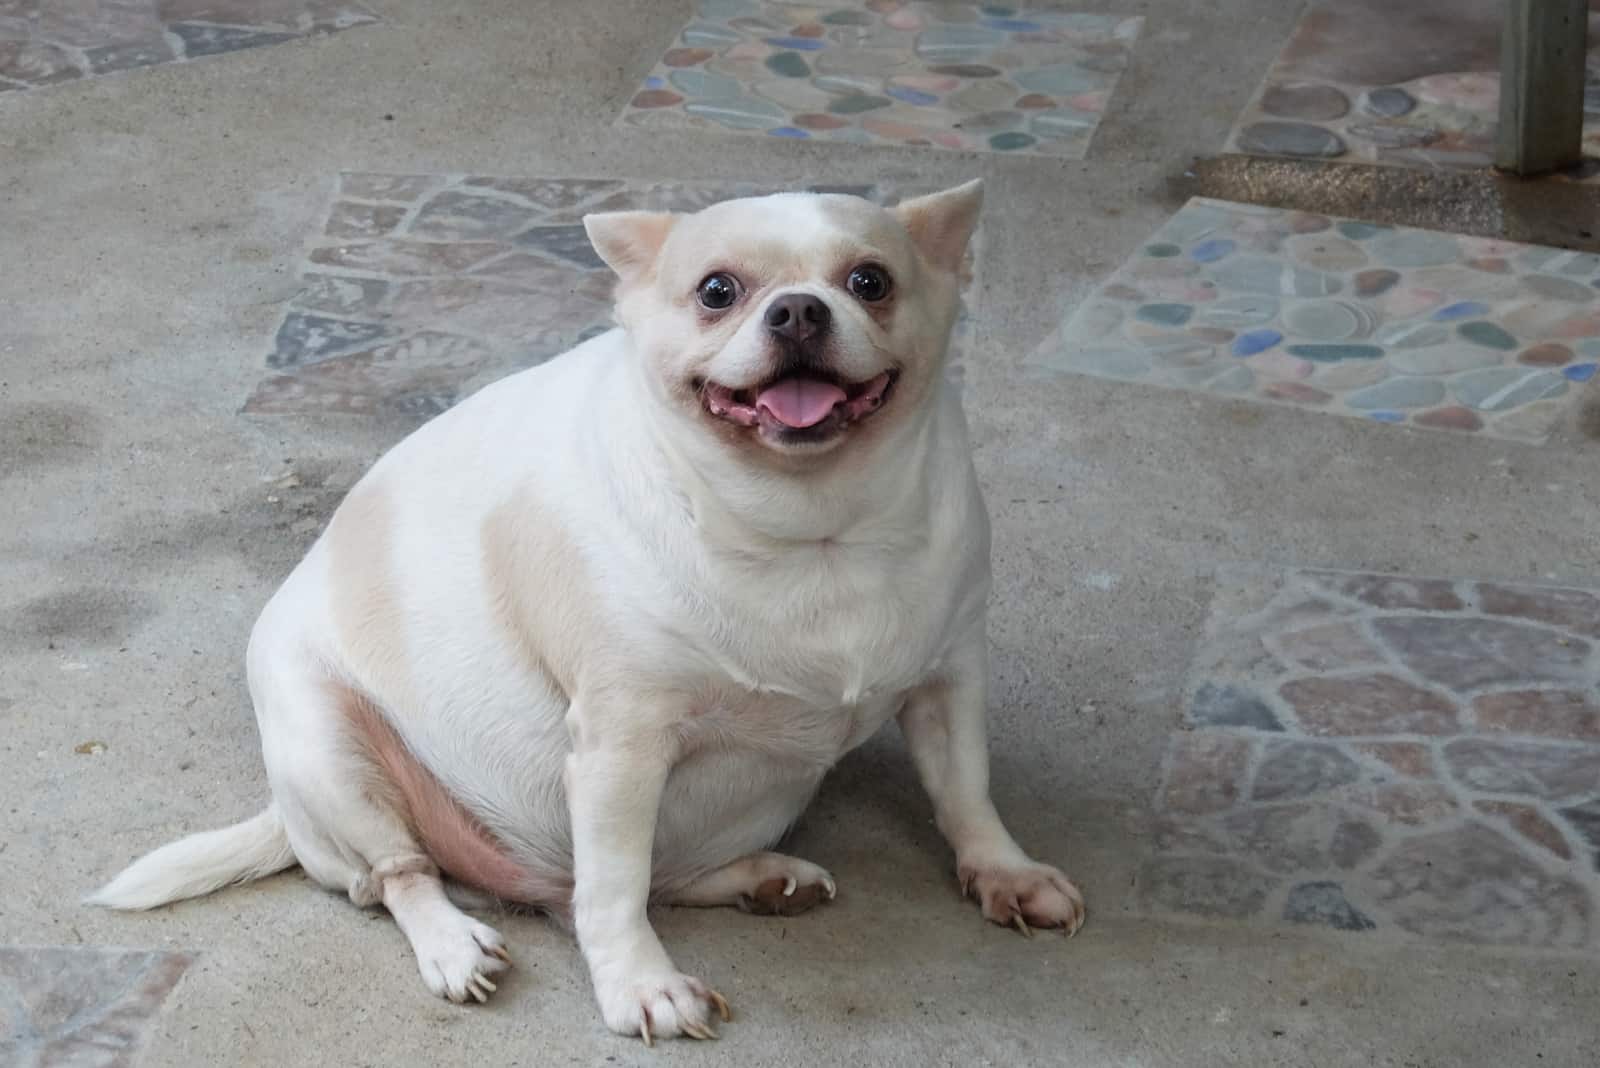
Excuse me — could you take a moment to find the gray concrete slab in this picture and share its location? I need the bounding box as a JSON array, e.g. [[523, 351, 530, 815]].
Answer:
[[4, 1, 1599, 1064]]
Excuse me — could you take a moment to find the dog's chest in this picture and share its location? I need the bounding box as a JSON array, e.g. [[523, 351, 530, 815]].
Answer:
[[680, 539, 957, 714]]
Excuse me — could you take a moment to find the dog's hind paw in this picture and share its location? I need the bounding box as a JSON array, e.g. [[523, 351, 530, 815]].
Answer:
[[414, 914, 512, 1004]]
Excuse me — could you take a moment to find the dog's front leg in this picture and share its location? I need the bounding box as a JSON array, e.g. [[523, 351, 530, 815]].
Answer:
[[567, 717, 731, 1044], [898, 629, 1087, 936]]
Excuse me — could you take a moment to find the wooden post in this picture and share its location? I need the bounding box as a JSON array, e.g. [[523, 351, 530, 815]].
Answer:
[[1496, 0, 1589, 176]]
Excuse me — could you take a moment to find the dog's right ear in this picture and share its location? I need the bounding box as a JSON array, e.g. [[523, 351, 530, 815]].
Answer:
[[583, 212, 678, 285]]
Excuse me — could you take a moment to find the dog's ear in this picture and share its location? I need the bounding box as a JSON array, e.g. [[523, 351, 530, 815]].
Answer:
[[893, 180, 983, 274], [583, 211, 678, 285]]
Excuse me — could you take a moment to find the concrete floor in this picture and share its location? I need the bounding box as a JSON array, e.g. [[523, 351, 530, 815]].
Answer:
[[4, 1, 1599, 1064]]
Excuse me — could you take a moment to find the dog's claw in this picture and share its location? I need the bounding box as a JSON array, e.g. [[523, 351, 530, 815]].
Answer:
[[782, 876, 797, 897], [468, 981, 488, 1004], [640, 1007, 653, 1048], [1012, 914, 1032, 939], [710, 989, 732, 1023], [487, 945, 512, 964]]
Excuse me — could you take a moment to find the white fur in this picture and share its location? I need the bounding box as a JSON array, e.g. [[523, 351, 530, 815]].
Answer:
[[93, 183, 1083, 1041]]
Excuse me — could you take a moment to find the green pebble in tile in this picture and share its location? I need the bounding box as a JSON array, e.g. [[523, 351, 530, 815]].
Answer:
[[1135, 303, 1193, 327], [828, 94, 893, 114], [1145, 243, 1181, 257], [1335, 221, 1388, 240], [765, 51, 811, 78], [988, 131, 1036, 150], [1457, 321, 1517, 350]]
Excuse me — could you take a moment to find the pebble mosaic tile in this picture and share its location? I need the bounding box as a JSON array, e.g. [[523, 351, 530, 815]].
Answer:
[[1146, 568, 1600, 950], [0, 1, 375, 91], [618, 1, 1142, 157], [0, 946, 192, 1067], [1029, 198, 1600, 442], [246, 174, 980, 417], [1223, 0, 1600, 180]]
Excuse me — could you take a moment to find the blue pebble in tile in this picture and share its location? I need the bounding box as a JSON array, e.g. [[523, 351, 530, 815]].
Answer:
[[1231, 328, 1283, 357], [767, 126, 809, 138], [765, 36, 826, 50], [644, 76, 665, 89], [1432, 300, 1490, 321], [1564, 362, 1598, 382], [1190, 238, 1236, 263], [886, 86, 939, 106], [1367, 411, 1407, 423]]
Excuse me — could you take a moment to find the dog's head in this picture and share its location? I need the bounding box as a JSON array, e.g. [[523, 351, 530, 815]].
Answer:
[[583, 182, 981, 461]]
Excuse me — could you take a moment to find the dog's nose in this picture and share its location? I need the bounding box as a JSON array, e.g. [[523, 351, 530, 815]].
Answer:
[[764, 293, 831, 344]]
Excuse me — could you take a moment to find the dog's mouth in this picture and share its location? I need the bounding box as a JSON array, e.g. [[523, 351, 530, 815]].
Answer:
[[700, 370, 897, 440]]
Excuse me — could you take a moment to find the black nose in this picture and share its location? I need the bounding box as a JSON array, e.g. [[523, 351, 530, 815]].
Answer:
[[764, 293, 831, 344]]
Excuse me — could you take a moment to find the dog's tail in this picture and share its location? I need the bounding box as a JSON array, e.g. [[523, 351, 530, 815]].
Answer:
[[87, 805, 298, 910]]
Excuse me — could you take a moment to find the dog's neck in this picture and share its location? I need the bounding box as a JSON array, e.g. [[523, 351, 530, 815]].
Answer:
[[617, 354, 942, 549]]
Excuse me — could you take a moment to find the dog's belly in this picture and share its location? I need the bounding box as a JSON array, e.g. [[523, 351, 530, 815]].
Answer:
[[363, 684, 891, 909]]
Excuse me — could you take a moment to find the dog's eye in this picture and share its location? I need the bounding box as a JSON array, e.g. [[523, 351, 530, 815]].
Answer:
[[846, 264, 892, 303], [696, 273, 741, 310]]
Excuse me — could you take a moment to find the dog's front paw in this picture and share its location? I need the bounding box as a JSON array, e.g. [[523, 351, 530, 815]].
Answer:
[[597, 970, 732, 1045], [959, 860, 1086, 937]]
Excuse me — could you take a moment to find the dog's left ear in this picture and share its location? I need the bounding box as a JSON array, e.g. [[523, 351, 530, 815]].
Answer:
[[893, 179, 983, 274], [583, 211, 679, 285]]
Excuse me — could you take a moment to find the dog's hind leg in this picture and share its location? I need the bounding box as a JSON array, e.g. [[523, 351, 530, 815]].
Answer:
[[250, 637, 512, 1003]]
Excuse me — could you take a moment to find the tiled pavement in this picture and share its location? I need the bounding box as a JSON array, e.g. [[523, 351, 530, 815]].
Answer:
[[0, 948, 191, 1067], [5, 0, 1600, 1061], [0, 1, 375, 91], [1223, 0, 1600, 180], [1031, 198, 1600, 442], [1147, 568, 1600, 949], [244, 174, 979, 416], [619, 1, 1141, 157]]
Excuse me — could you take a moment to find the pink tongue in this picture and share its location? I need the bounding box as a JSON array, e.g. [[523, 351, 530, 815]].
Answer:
[[755, 377, 848, 429]]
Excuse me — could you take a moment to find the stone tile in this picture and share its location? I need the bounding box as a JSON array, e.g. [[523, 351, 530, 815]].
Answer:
[[1031, 198, 1600, 443], [0, 946, 192, 1066], [246, 175, 982, 418], [1444, 738, 1600, 802], [1283, 881, 1376, 931], [0, 1, 374, 90], [1148, 567, 1600, 948], [1374, 617, 1591, 689], [1280, 673, 1460, 736], [1187, 682, 1283, 731], [1370, 824, 1591, 948], [1158, 734, 1251, 815], [1477, 584, 1600, 639], [1353, 740, 1435, 779], [1474, 800, 1574, 861], [1251, 739, 1359, 801], [1138, 856, 1276, 920], [325, 201, 406, 239], [1222, 0, 1600, 183], [618, 2, 1143, 158], [1473, 690, 1600, 742], [266, 311, 393, 369]]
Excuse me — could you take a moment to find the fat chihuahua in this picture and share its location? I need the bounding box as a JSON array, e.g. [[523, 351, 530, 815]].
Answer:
[[93, 181, 1084, 1043]]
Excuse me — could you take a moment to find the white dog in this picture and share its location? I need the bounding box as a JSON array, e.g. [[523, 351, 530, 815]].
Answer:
[[93, 181, 1085, 1043]]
